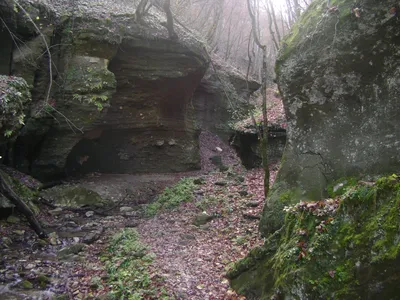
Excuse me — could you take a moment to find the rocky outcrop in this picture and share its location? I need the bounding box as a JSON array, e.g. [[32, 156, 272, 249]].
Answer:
[[231, 88, 287, 169], [193, 62, 260, 139], [231, 126, 286, 169], [0, 0, 209, 179], [260, 0, 400, 235], [231, 0, 400, 298], [229, 175, 400, 299]]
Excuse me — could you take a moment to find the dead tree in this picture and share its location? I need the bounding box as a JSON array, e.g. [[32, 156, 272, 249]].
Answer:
[[163, 0, 178, 39], [0, 169, 47, 238]]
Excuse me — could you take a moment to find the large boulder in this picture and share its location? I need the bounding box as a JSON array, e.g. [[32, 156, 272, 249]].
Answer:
[[229, 175, 400, 299], [260, 0, 400, 235]]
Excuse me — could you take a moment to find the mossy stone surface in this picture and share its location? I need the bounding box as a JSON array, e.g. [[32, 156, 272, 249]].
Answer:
[[230, 175, 400, 299], [261, 0, 400, 235], [41, 185, 112, 208]]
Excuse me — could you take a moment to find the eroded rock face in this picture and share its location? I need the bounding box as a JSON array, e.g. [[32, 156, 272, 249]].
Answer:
[[0, 0, 209, 179], [260, 0, 400, 235], [193, 63, 260, 139]]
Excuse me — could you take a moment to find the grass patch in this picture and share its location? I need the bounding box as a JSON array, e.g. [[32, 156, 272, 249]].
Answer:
[[102, 228, 169, 299], [145, 178, 195, 217]]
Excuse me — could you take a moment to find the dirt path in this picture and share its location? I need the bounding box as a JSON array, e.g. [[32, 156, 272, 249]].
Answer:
[[0, 131, 277, 299], [137, 166, 274, 299]]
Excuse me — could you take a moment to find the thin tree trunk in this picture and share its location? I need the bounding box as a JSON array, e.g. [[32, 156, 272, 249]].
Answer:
[[246, 0, 270, 197], [0, 170, 47, 238], [163, 0, 178, 39], [265, 1, 279, 51], [135, 0, 149, 23], [268, 0, 281, 43]]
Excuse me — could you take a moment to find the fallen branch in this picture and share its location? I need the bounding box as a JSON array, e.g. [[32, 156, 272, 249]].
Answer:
[[0, 169, 47, 238]]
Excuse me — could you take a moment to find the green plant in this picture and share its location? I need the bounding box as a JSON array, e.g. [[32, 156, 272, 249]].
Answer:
[[103, 228, 161, 299], [145, 178, 195, 217]]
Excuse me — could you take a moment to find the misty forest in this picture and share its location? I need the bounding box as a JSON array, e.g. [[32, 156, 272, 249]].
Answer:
[[0, 0, 399, 299]]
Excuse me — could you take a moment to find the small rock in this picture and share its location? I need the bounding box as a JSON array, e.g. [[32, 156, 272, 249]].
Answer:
[[49, 208, 63, 216], [20, 280, 33, 289], [6, 215, 20, 224], [243, 213, 261, 220], [83, 228, 103, 244], [236, 176, 245, 183], [85, 211, 94, 217], [193, 213, 214, 226], [25, 263, 35, 270], [210, 155, 222, 166], [73, 237, 80, 243], [37, 239, 48, 247], [194, 190, 204, 195], [215, 181, 227, 186], [155, 140, 164, 147], [120, 206, 134, 213], [215, 147, 223, 152], [219, 165, 229, 172], [125, 220, 139, 228], [58, 243, 86, 259], [48, 232, 59, 245], [1, 237, 12, 248], [193, 178, 205, 185], [180, 234, 196, 240], [168, 139, 177, 146], [38, 274, 51, 284], [246, 201, 260, 207], [238, 190, 248, 196]]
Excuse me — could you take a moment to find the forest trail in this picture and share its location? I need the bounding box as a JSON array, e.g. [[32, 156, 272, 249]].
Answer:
[[0, 131, 277, 299]]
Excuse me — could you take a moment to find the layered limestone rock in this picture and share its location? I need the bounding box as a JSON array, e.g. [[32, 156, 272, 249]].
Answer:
[[0, 0, 209, 179], [193, 62, 260, 139]]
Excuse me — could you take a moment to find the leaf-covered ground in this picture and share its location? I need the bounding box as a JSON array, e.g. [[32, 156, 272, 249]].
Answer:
[[138, 163, 278, 299], [0, 131, 280, 299]]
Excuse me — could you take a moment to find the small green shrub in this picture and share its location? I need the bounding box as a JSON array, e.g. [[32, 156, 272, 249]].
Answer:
[[145, 178, 195, 217]]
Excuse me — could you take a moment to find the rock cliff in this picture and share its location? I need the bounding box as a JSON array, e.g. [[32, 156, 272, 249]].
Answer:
[[230, 0, 400, 298], [0, 0, 257, 180], [261, 0, 400, 235]]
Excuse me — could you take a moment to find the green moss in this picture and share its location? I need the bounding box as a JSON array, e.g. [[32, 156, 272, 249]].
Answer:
[[276, 0, 354, 73], [64, 60, 116, 111], [145, 178, 195, 217], [231, 174, 400, 298]]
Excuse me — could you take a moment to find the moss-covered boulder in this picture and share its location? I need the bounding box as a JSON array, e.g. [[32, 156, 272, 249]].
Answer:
[[260, 0, 400, 235], [40, 185, 112, 208], [229, 175, 400, 299]]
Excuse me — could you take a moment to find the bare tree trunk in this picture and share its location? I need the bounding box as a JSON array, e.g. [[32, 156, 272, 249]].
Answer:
[[163, 0, 178, 39], [268, 0, 281, 43], [0, 170, 47, 238], [246, 0, 270, 197], [265, 1, 279, 51], [135, 0, 149, 23]]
